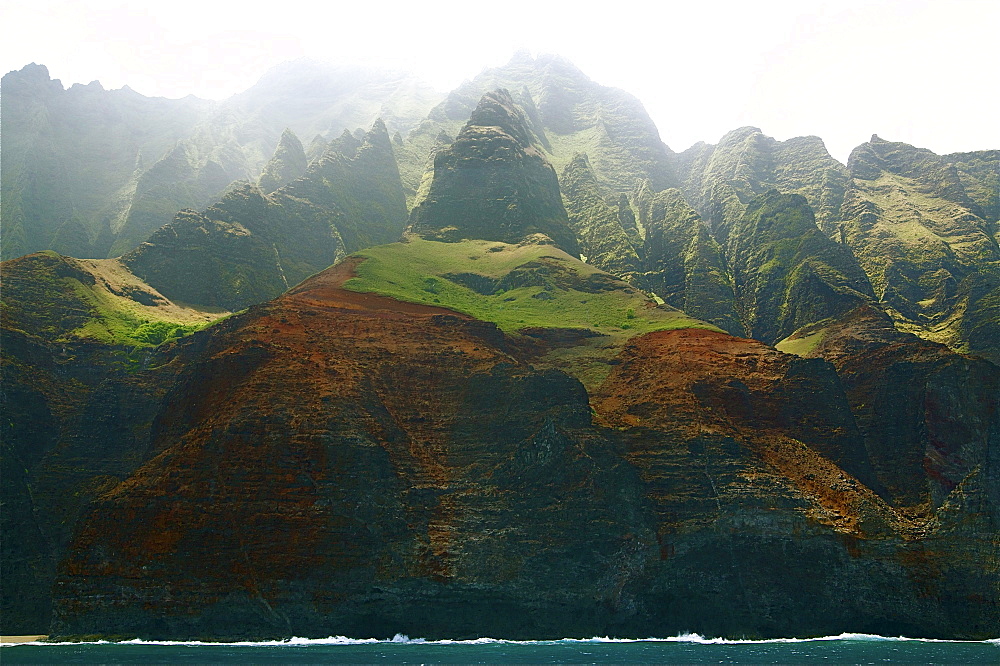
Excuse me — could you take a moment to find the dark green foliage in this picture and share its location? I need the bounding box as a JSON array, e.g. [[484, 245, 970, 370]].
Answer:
[[409, 90, 580, 256], [673, 127, 849, 241], [727, 191, 875, 343], [635, 185, 743, 335], [560, 153, 640, 279]]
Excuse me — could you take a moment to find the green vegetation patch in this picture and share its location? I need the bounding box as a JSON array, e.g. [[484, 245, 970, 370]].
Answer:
[[67, 285, 209, 347], [1, 252, 222, 348], [343, 238, 718, 336], [775, 327, 828, 357]]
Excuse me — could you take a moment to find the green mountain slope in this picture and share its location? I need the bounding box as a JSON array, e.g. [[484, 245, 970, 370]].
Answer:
[[346, 238, 710, 335], [560, 153, 642, 281], [0, 251, 224, 347], [672, 127, 850, 243], [634, 185, 743, 335], [726, 191, 876, 343], [840, 136, 1000, 361]]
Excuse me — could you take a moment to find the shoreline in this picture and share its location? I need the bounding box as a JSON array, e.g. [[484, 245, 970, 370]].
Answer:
[[1, 635, 47, 645]]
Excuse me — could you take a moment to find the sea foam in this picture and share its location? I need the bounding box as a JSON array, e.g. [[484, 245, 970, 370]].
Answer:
[[5, 632, 999, 647]]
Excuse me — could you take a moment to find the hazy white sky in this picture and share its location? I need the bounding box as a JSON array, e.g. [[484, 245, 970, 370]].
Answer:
[[3, 0, 997, 163]]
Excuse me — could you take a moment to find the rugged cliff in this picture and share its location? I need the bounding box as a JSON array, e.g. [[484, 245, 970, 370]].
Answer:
[[43, 260, 999, 640], [2, 58, 997, 641]]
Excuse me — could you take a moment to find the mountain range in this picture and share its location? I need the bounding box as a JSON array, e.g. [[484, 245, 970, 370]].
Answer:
[[1, 53, 997, 640]]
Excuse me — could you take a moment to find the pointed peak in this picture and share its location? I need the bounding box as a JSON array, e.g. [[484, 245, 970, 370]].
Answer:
[[325, 128, 363, 159], [466, 89, 540, 153], [360, 118, 393, 153], [408, 90, 578, 254]]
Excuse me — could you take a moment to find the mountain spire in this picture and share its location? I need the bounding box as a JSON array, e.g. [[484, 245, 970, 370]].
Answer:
[[408, 89, 579, 255]]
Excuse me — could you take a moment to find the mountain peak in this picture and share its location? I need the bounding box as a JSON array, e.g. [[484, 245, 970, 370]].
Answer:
[[466, 88, 541, 152], [408, 90, 578, 254], [258, 128, 307, 193]]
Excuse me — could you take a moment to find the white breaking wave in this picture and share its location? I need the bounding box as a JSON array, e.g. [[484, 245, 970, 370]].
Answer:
[[5, 632, 999, 647]]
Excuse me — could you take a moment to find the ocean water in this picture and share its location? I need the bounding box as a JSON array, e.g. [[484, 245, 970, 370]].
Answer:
[[3, 633, 998, 664]]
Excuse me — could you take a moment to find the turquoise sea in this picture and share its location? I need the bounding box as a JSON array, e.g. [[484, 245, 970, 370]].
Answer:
[[3, 634, 998, 664]]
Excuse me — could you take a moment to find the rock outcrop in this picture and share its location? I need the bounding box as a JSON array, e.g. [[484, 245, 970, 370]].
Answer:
[[408, 90, 580, 255], [258, 128, 307, 193]]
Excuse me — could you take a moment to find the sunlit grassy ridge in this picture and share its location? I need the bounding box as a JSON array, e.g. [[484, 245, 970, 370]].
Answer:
[[1, 251, 226, 347], [342, 237, 718, 336]]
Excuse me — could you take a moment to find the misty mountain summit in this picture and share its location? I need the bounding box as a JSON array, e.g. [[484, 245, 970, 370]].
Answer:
[[408, 89, 580, 255]]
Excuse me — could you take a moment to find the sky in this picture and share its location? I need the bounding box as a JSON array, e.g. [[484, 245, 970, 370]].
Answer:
[[3, 0, 997, 163]]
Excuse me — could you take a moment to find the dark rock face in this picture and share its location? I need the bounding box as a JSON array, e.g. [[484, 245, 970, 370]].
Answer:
[[633, 185, 743, 336], [560, 153, 641, 280], [787, 305, 1000, 516], [0, 318, 181, 633], [123, 120, 407, 310], [726, 191, 875, 343], [408, 90, 580, 255], [592, 327, 998, 639], [38, 261, 998, 641], [51, 262, 640, 639]]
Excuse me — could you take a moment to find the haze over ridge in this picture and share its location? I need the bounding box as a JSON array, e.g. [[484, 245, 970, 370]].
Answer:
[[3, 0, 998, 164]]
